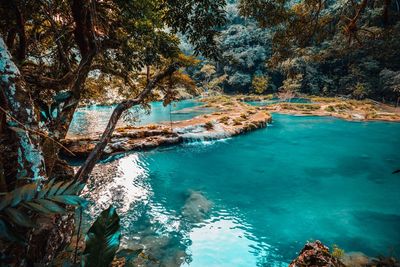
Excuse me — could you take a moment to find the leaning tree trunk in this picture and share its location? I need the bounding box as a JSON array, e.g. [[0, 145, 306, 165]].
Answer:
[[75, 63, 179, 182], [0, 36, 46, 187]]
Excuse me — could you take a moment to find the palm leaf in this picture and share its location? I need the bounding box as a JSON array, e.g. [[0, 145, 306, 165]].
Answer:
[[48, 195, 88, 207], [4, 207, 35, 227], [0, 179, 88, 243], [34, 199, 66, 214], [82, 206, 121, 267]]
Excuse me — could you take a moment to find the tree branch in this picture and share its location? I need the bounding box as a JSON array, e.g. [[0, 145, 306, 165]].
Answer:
[[74, 63, 180, 182]]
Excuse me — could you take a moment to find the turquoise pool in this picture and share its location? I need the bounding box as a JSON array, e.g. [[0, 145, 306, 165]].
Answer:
[[68, 99, 212, 137], [82, 114, 400, 266]]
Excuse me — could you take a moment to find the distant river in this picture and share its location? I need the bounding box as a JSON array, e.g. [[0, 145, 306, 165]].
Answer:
[[80, 112, 400, 266]]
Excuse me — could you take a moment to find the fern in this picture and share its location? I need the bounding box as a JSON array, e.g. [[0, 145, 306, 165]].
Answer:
[[0, 179, 87, 243]]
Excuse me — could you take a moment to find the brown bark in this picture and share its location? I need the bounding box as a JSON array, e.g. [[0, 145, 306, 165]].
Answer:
[[74, 63, 180, 182], [383, 0, 391, 26], [15, 5, 26, 62], [0, 36, 46, 185]]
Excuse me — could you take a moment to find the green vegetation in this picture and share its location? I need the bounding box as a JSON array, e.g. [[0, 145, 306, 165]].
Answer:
[[0, 0, 227, 264], [280, 103, 321, 111], [331, 244, 345, 259], [251, 75, 270, 94], [82, 207, 121, 267], [1, 0, 399, 265], [204, 122, 214, 130]]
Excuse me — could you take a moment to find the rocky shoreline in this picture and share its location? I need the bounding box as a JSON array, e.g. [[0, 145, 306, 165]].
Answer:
[[252, 97, 400, 122], [61, 97, 272, 159], [61, 95, 400, 159]]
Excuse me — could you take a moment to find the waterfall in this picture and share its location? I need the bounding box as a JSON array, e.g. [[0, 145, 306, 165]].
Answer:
[[174, 123, 231, 144]]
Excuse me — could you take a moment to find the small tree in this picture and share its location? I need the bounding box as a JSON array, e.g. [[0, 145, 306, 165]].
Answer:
[[278, 74, 302, 101], [251, 75, 270, 94], [352, 83, 368, 100], [199, 64, 217, 92]]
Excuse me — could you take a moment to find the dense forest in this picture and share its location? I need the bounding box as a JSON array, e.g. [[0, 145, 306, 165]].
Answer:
[[0, 0, 399, 266], [192, 0, 400, 102]]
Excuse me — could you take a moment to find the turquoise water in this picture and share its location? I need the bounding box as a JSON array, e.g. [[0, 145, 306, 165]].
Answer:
[[83, 114, 400, 266], [68, 99, 212, 136]]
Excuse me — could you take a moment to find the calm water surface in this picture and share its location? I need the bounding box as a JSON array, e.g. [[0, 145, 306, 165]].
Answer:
[[82, 113, 400, 266], [68, 99, 212, 137]]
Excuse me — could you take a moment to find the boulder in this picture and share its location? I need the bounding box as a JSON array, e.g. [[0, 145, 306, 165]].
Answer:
[[289, 241, 346, 267]]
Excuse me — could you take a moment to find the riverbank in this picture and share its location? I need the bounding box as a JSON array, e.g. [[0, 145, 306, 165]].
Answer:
[[61, 97, 271, 158], [245, 96, 400, 122]]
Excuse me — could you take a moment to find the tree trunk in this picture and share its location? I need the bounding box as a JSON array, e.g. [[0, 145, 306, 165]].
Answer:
[[0, 37, 46, 185]]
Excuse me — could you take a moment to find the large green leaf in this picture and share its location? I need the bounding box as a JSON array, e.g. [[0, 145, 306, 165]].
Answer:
[[47, 181, 65, 197], [23, 201, 53, 214], [54, 91, 72, 103], [10, 184, 37, 207], [0, 184, 37, 210], [34, 199, 66, 214], [38, 179, 55, 198], [48, 195, 88, 207], [63, 182, 86, 195], [82, 206, 121, 267], [5, 207, 35, 227]]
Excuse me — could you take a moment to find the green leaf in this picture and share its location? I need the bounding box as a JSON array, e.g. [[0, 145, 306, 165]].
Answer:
[[82, 206, 121, 267], [23, 202, 52, 214], [0, 219, 26, 244], [0, 184, 37, 210], [47, 181, 64, 197], [38, 179, 55, 199], [63, 182, 85, 195], [48, 195, 88, 207], [34, 199, 66, 214], [10, 184, 37, 207], [5, 207, 35, 227], [57, 180, 76, 195], [54, 91, 72, 103]]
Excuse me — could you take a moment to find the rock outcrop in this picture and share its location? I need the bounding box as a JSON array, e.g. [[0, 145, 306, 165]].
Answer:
[[61, 98, 272, 159], [289, 241, 346, 267]]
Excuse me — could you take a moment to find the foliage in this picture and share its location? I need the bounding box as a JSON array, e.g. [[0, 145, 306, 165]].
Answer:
[[82, 206, 121, 267], [251, 75, 270, 94], [0, 179, 86, 243], [332, 244, 345, 259], [204, 122, 214, 130], [352, 83, 368, 100], [236, 0, 400, 100]]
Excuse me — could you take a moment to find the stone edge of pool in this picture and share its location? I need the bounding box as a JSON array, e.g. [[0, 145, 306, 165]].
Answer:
[[60, 98, 272, 159]]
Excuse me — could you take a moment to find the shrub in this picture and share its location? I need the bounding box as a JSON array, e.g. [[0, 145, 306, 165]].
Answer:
[[233, 119, 243, 125], [325, 106, 335, 112], [251, 75, 270, 94], [218, 116, 230, 124], [204, 122, 214, 130], [352, 83, 369, 100], [332, 245, 345, 259]]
